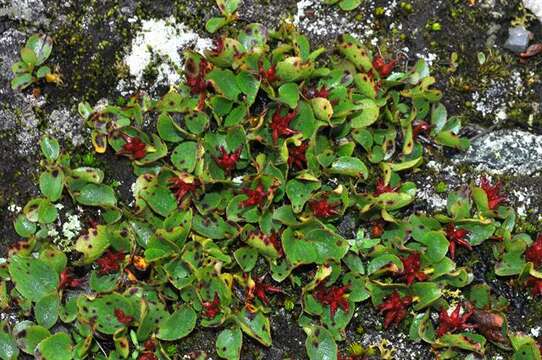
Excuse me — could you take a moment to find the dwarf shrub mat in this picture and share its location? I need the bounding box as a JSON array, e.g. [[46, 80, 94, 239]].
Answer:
[[5, 19, 542, 360]]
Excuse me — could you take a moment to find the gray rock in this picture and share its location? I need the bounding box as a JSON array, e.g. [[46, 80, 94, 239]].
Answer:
[[453, 129, 542, 176], [503, 26, 530, 53], [0, 0, 48, 25], [524, 0, 542, 24]]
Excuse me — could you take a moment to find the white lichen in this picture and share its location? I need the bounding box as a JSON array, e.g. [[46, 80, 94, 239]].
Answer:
[[121, 17, 212, 92]]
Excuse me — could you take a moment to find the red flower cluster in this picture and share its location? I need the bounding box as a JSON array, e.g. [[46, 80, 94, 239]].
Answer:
[[209, 37, 224, 55], [370, 221, 385, 238], [378, 291, 412, 328], [186, 58, 209, 95], [446, 223, 472, 259], [270, 106, 298, 143], [143, 339, 156, 352], [527, 276, 542, 297], [413, 121, 431, 138], [436, 303, 476, 337], [119, 136, 146, 160], [259, 63, 277, 83], [313, 284, 349, 319], [114, 309, 133, 325], [202, 293, 221, 318], [214, 146, 242, 173], [241, 184, 267, 208], [480, 176, 506, 210], [287, 142, 308, 170], [169, 177, 198, 204], [373, 178, 396, 196], [186, 58, 210, 110], [59, 269, 83, 289], [246, 275, 283, 305], [525, 234, 542, 268], [304, 85, 330, 99], [372, 55, 397, 78], [309, 198, 340, 218], [96, 250, 125, 275], [398, 253, 428, 286]]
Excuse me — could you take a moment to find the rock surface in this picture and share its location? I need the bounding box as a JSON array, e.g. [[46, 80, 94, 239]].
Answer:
[[524, 0, 542, 23], [454, 129, 542, 176]]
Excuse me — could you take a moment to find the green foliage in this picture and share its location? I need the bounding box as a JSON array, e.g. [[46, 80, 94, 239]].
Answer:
[[11, 34, 61, 90], [4, 22, 540, 360]]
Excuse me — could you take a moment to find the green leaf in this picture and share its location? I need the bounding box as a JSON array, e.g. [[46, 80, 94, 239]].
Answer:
[[431, 103, 447, 133], [219, 0, 241, 14], [171, 141, 198, 172], [74, 225, 111, 264], [11, 73, 33, 91], [237, 309, 272, 347], [89, 271, 119, 293], [40, 136, 60, 162], [39, 169, 65, 202], [234, 247, 258, 272], [367, 254, 403, 275], [458, 223, 495, 246], [310, 97, 333, 121], [14, 214, 36, 238], [469, 284, 490, 309], [330, 156, 368, 178], [20, 47, 37, 66], [291, 100, 317, 139], [0, 332, 18, 360], [36, 65, 51, 78], [216, 327, 242, 360], [278, 83, 300, 109], [435, 333, 486, 354], [417, 230, 449, 264], [36, 333, 72, 360], [78, 294, 135, 335], [11, 61, 31, 74], [8, 255, 58, 302], [513, 343, 542, 360], [157, 113, 183, 142], [447, 191, 471, 220], [285, 179, 321, 213], [23, 198, 58, 224], [75, 184, 117, 207], [351, 99, 379, 128], [410, 282, 442, 310], [185, 111, 210, 135], [26, 34, 53, 66], [70, 167, 104, 184], [282, 227, 349, 266], [373, 192, 414, 211], [207, 69, 241, 100], [157, 305, 197, 341], [353, 73, 376, 99], [34, 292, 59, 329], [224, 105, 248, 127], [236, 71, 260, 105], [495, 251, 525, 276], [338, 0, 361, 10], [305, 326, 337, 360], [14, 324, 50, 355], [206, 17, 228, 33]]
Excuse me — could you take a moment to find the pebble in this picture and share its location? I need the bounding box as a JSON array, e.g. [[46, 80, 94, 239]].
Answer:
[[503, 26, 530, 53]]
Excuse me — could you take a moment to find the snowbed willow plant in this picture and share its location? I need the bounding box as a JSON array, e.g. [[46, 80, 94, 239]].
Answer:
[[4, 19, 542, 360]]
